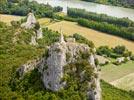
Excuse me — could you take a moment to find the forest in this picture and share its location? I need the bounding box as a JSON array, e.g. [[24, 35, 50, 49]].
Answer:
[[0, 0, 62, 17]]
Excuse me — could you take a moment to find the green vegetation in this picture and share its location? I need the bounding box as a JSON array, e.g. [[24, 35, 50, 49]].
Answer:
[[1, 20, 134, 99], [67, 8, 134, 41], [0, 21, 60, 99], [78, 18, 134, 41], [0, 0, 62, 17], [101, 61, 134, 91], [82, 0, 134, 9], [72, 33, 94, 48], [97, 45, 132, 58], [67, 8, 134, 27], [101, 80, 134, 100]]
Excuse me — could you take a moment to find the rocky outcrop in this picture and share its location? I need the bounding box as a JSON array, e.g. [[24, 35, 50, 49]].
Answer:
[[17, 58, 44, 76], [39, 34, 101, 100], [21, 12, 43, 45], [17, 34, 101, 100], [21, 13, 37, 29]]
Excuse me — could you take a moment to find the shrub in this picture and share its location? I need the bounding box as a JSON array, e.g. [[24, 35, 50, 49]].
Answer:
[[97, 46, 111, 57], [67, 8, 134, 27], [77, 18, 134, 41], [11, 21, 21, 28], [73, 33, 94, 48], [113, 45, 126, 55], [130, 55, 134, 61]]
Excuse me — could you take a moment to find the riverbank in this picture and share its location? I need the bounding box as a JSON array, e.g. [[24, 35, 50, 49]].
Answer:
[[34, 0, 134, 21], [81, 0, 134, 9]]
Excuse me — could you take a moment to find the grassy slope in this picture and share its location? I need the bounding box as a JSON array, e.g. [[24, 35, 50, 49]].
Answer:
[[0, 15, 134, 99], [47, 21, 134, 53], [101, 80, 134, 100]]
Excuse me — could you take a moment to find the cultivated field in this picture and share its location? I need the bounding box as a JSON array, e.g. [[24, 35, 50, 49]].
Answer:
[[111, 73, 134, 91], [0, 14, 57, 26], [0, 14, 23, 25], [101, 61, 134, 91], [47, 21, 134, 53]]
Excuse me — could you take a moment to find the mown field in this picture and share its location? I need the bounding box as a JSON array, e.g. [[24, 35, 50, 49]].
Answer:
[[101, 61, 134, 91], [0, 14, 55, 26], [0, 14, 23, 25], [47, 21, 134, 53], [111, 73, 134, 91]]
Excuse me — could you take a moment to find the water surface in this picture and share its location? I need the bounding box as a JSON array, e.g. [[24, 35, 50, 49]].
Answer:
[[33, 0, 134, 21]]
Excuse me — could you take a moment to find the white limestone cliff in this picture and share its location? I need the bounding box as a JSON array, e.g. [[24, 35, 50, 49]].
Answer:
[[21, 13, 37, 29], [17, 34, 101, 100], [21, 12, 43, 44]]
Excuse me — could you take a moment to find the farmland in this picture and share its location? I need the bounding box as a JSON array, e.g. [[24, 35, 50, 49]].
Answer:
[[101, 61, 134, 91], [47, 21, 134, 53], [0, 14, 23, 25]]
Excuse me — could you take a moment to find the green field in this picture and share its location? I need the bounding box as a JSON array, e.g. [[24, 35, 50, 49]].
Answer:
[[101, 61, 134, 91]]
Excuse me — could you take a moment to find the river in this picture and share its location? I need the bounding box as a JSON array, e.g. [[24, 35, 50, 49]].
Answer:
[[32, 0, 134, 21]]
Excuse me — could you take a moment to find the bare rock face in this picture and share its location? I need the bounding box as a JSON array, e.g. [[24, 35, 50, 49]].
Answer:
[[41, 42, 67, 91], [17, 34, 101, 100], [21, 12, 43, 42], [17, 58, 42, 76], [39, 35, 101, 100], [21, 13, 37, 29]]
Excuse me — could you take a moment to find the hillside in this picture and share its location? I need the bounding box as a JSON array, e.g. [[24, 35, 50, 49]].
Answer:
[[0, 20, 134, 99], [0, 0, 134, 99]]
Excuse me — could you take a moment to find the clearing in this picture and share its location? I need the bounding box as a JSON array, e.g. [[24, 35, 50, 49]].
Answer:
[[47, 21, 134, 53]]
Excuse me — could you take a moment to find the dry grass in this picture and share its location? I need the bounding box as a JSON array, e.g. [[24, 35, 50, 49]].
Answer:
[[0, 14, 23, 25], [38, 18, 52, 26], [38, 18, 60, 27], [47, 21, 134, 53]]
